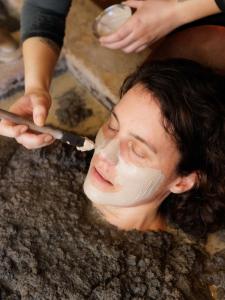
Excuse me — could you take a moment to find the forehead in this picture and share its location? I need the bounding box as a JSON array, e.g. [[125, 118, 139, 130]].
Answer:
[[114, 85, 179, 161], [115, 85, 164, 138]]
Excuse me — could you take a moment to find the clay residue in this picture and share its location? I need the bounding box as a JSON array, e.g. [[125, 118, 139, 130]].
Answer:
[[56, 89, 93, 127], [0, 137, 224, 299]]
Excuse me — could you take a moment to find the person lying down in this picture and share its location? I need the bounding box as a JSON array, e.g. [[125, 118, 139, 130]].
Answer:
[[83, 58, 225, 238]]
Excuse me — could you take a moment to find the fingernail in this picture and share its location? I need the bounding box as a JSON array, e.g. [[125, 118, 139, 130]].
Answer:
[[44, 135, 53, 143], [34, 114, 44, 126]]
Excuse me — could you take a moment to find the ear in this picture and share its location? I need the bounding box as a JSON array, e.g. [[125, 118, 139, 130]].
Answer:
[[169, 172, 199, 194]]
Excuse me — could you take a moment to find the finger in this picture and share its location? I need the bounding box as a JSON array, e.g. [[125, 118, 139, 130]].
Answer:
[[16, 132, 54, 149], [0, 121, 28, 138], [122, 40, 144, 53], [123, 34, 157, 53], [30, 94, 50, 127], [99, 22, 132, 44], [101, 31, 136, 50], [122, 0, 144, 9], [135, 44, 148, 53], [33, 105, 48, 127]]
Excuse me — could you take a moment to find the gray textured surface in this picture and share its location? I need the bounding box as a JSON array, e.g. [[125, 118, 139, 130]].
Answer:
[[0, 137, 224, 299], [56, 89, 93, 127]]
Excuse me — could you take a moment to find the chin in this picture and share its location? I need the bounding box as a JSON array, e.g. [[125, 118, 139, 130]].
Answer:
[[83, 176, 101, 204]]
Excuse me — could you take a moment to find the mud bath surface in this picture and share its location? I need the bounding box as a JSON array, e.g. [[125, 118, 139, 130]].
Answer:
[[56, 90, 93, 127], [0, 137, 224, 300]]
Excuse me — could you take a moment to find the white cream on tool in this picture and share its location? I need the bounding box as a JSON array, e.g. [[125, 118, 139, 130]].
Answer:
[[83, 129, 165, 207]]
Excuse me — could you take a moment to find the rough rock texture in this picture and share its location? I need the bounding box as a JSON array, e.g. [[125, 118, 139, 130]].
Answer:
[[0, 137, 224, 299], [56, 89, 93, 127], [64, 0, 150, 108], [203, 250, 225, 300]]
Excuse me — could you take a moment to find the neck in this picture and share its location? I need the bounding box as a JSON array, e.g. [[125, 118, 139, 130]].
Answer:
[[94, 200, 166, 231]]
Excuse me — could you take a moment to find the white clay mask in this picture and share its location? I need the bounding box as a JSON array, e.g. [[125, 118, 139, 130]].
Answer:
[[83, 129, 165, 207]]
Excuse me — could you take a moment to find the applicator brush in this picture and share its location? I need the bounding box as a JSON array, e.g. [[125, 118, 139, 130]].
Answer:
[[0, 108, 95, 152]]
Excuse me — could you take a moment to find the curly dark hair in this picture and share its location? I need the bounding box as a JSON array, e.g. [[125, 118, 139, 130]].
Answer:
[[120, 58, 225, 238]]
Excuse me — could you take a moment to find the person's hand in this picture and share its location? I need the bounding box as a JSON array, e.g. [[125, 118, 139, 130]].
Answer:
[[99, 0, 180, 53], [0, 89, 54, 149]]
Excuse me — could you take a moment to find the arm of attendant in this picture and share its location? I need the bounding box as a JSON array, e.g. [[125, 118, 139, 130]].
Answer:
[[100, 0, 222, 53], [0, 0, 72, 149]]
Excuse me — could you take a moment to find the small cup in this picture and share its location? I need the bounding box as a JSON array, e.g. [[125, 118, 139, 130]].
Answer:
[[93, 4, 132, 38]]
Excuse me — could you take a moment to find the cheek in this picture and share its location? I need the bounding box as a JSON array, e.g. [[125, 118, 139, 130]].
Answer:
[[95, 126, 115, 150], [157, 150, 180, 180], [94, 128, 109, 156], [114, 157, 163, 186], [113, 158, 165, 202]]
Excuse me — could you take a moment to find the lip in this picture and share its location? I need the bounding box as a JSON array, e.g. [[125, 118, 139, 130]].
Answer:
[[90, 166, 114, 189]]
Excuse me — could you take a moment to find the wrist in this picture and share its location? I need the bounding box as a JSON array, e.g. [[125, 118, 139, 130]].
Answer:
[[25, 84, 49, 95], [175, 0, 221, 27]]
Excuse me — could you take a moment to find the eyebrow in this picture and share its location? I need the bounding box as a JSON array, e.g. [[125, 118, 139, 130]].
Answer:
[[111, 110, 158, 154]]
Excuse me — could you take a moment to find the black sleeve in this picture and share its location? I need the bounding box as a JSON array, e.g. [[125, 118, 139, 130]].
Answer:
[[215, 0, 225, 12], [176, 12, 225, 33], [21, 0, 72, 48]]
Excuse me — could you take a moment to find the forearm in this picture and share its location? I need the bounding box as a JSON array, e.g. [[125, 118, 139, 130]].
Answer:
[[23, 37, 59, 93], [176, 0, 221, 26], [21, 0, 72, 93]]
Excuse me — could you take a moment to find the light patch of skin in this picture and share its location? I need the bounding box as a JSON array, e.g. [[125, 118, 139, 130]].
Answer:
[[84, 129, 165, 207], [83, 85, 193, 231]]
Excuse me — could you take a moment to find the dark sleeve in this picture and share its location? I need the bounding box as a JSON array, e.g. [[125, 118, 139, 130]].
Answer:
[[176, 12, 225, 33], [215, 0, 225, 12], [21, 0, 72, 48]]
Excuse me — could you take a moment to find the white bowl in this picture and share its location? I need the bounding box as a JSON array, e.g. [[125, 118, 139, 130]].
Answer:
[[93, 4, 132, 38]]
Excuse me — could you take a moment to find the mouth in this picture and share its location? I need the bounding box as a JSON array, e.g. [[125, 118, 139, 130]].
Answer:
[[91, 166, 114, 187]]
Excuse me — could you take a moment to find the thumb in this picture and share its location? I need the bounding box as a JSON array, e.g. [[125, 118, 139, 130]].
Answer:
[[31, 94, 50, 127], [122, 0, 144, 9]]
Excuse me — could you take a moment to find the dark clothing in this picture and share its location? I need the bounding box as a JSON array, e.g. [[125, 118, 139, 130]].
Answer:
[[177, 12, 225, 33], [21, 0, 72, 48], [215, 0, 225, 11], [21, 0, 225, 49]]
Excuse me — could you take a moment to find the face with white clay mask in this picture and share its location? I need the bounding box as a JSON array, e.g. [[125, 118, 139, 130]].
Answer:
[[83, 85, 182, 208]]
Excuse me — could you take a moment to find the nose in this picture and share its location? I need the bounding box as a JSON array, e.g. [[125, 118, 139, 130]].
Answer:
[[98, 138, 119, 166]]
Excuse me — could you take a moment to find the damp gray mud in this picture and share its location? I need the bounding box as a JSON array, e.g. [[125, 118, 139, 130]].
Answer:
[[56, 90, 93, 127], [0, 137, 224, 300]]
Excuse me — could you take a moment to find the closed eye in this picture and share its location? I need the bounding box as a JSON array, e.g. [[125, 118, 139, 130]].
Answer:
[[129, 142, 146, 159]]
